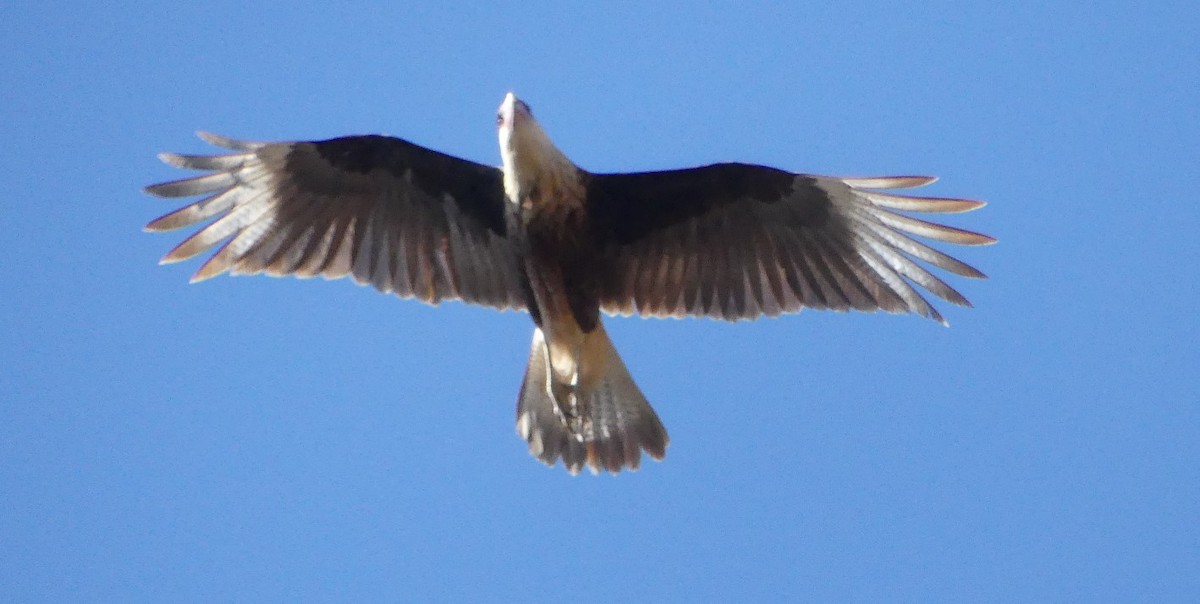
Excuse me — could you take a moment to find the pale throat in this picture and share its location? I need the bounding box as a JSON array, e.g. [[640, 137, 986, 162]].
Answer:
[[499, 125, 579, 207]]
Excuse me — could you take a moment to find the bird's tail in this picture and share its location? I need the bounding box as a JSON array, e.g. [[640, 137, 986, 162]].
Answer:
[[516, 324, 668, 475]]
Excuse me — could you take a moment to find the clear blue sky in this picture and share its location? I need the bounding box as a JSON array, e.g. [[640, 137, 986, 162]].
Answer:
[[2, 2, 1197, 601]]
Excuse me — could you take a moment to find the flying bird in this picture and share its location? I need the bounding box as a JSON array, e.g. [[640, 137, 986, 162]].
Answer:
[[144, 92, 994, 475]]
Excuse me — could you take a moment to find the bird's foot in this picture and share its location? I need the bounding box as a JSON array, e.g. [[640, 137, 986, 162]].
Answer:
[[550, 380, 590, 439]]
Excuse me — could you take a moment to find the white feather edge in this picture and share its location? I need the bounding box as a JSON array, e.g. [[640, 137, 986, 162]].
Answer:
[[839, 175, 937, 189]]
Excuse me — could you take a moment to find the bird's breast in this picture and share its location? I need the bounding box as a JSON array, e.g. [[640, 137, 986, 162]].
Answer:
[[516, 184, 601, 336]]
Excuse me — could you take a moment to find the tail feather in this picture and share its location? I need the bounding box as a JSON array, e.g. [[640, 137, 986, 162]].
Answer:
[[516, 326, 668, 475]]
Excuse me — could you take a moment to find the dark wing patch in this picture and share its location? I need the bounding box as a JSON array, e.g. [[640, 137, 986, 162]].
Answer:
[[587, 164, 994, 324], [145, 132, 525, 311]]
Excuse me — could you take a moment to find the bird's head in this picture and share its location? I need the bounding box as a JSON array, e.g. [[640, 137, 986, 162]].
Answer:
[[497, 92, 573, 202], [497, 92, 542, 164], [496, 92, 533, 134]]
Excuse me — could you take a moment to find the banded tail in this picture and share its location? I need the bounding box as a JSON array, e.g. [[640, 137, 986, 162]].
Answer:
[[516, 324, 668, 475]]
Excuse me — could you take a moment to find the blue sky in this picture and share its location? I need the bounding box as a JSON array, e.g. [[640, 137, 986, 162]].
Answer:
[[2, 2, 1197, 601]]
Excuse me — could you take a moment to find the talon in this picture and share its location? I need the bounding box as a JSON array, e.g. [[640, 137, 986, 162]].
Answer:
[[549, 380, 590, 439]]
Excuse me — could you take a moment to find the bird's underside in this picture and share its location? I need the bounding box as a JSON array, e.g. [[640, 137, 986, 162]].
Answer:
[[144, 92, 994, 475]]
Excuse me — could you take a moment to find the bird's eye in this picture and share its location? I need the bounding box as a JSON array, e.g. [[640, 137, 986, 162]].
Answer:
[[496, 112, 504, 126]]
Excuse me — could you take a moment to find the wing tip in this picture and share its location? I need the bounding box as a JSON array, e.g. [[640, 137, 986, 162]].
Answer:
[[142, 182, 171, 198], [966, 232, 999, 246], [189, 263, 225, 283], [156, 152, 187, 168], [196, 131, 264, 150], [143, 216, 179, 232], [842, 175, 939, 189], [195, 130, 222, 145]]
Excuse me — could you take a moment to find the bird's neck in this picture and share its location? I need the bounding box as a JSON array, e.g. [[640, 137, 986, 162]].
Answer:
[[501, 124, 580, 208]]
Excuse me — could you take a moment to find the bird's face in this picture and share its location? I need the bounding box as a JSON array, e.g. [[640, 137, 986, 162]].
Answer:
[[497, 92, 576, 207], [496, 92, 532, 128], [497, 92, 534, 157], [498, 92, 552, 203]]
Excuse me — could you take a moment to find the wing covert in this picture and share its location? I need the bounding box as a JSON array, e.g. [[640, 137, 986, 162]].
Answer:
[[145, 133, 526, 311], [587, 163, 994, 324]]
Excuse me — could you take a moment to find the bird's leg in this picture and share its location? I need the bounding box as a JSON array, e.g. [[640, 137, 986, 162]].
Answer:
[[549, 379, 582, 431], [544, 338, 589, 439], [531, 264, 592, 440]]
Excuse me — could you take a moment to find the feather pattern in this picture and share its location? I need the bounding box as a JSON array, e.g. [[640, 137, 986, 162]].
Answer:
[[145, 133, 526, 311], [587, 164, 994, 324], [146, 104, 993, 477]]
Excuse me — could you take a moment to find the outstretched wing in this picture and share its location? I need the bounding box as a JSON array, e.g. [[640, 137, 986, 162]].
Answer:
[[145, 133, 526, 311], [587, 163, 994, 324]]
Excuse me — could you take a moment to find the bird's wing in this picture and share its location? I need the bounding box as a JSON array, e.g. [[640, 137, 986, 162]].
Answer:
[[587, 163, 994, 324], [145, 133, 526, 311]]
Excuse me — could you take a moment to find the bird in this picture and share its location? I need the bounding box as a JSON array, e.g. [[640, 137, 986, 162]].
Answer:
[[144, 92, 994, 475]]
